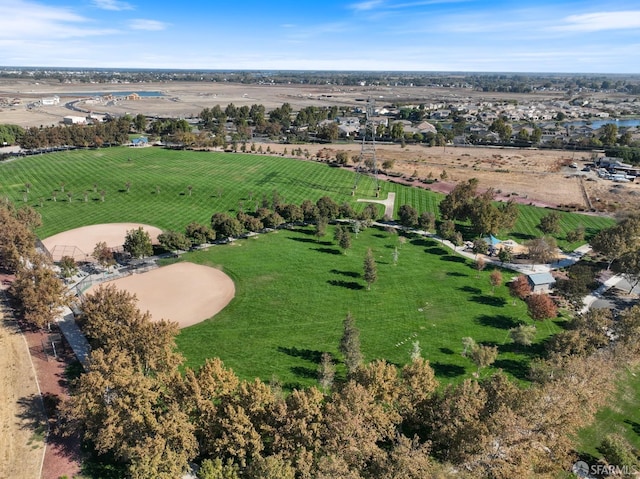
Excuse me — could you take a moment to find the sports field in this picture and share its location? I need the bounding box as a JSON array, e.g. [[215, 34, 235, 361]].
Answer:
[[0, 147, 617, 387], [0, 147, 615, 248]]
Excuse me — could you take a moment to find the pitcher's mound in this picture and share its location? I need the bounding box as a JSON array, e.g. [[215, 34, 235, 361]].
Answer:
[[87, 262, 235, 328], [42, 223, 162, 261]]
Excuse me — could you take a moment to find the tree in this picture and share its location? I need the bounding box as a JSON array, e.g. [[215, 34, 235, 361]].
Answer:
[[526, 236, 557, 265], [197, 458, 240, 479], [509, 324, 536, 347], [526, 294, 557, 320], [316, 196, 340, 220], [211, 212, 244, 239], [469, 344, 498, 373], [498, 245, 513, 265], [417, 211, 435, 231], [538, 212, 561, 235], [509, 275, 531, 301], [185, 222, 216, 246], [489, 269, 503, 293], [363, 248, 377, 290], [318, 352, 336, 392], [461, 337, 476, 356], [123, 227, 153, 259], [315, 216, 328, 241], [613, 249, 640, 293], [158, 230, 191, 254], [472, 238, 487, 256], [339, 313, 362, 376], [338, 228, 352, 253], [59, 255, 77, 278], [92, 241, 115, 267], [566, 225, 585, 243], [11, 253, 68, 328], [437, 219, 457, 243], [398, 205, 418, 228], [475, 257, 486, 277]]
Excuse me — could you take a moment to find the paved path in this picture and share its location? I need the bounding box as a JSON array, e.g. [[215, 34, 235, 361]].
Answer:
[[55, 307, 90, 369], [357, 192, 396, 218]]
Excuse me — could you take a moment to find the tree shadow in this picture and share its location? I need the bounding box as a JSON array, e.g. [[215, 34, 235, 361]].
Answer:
[[493, 358, 529, 380], [447, 271, 468, 277], [498, 341, 545, 357], [431, 362, 466, 378], [425, 246, 449, 256], [476, 314, 520, 330], [314, 247, 342, 255], [410, 238, 431, 248], [289, 236, 331, 245], [470, 295, 507, 307], [277, 346, 324, 364], [17, 393, 48, 436], [439, 347, 455, 355], [459, 285, 482, 294], [327, 279, 365, 290], [624, 419, 640, 437], [441, 255, 467, 264], [510, 232, 535, 241], [291, 366, 318, 379], [330, 269, 361, 279]]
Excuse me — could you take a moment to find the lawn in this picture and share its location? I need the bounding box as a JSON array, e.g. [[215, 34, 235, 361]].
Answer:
[[0, 147, 614, 247], [173, 224, 561, 389], [0, 146, 617, 388], [577, 365, 640, 460]]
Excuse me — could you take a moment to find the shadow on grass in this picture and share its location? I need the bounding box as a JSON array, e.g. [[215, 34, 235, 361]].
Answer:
[[459, 285, 482, 295], [277, 346, 324, 364], [476, 314, 520, 330], [330, 269, 361, 279], [470, 295, 507, 307], [498, 341, 546, 358], [314, 247, 342, 255], [289, 236, 332, 245], [441, 255, 467, 264], [447, 271, 469, 277], [425, 246, 449, 256], [328, 279, 365, 290], [493, 358, 530, 380], [410, 238, 431, 248], [291, 366, 318, 379], [510, 232, 535, 241], [439, 347, 455, 355], [431, 362, 466, 378], [624, 419, 640, 437]]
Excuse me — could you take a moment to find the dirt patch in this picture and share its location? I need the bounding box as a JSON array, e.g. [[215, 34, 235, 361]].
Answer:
[[87, 262, 235, 328], [42, 222, 162, 261]]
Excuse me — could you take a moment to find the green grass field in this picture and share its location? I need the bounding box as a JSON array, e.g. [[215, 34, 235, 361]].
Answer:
[[0, 146, 618, 386], [0, 147, 614, 247], [171, 224, 561, 388]]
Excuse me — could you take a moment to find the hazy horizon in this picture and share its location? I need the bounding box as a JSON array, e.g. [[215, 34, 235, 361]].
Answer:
[[1, 0, 639, 74]]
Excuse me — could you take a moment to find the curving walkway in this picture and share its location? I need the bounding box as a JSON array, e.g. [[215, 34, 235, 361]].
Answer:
[[357, 192, 396, 218]]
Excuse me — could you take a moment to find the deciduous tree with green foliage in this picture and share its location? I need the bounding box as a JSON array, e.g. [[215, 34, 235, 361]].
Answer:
[[123, 226, 153, 259]]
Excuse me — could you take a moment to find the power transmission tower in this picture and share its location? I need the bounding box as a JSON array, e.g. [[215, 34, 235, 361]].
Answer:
[[353, 98, 380, 197]]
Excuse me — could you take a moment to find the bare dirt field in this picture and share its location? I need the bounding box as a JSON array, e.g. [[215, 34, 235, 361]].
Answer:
[[42, 222, 162, 261], [0, 285, 45, 479], [86, 262, 235, 328]]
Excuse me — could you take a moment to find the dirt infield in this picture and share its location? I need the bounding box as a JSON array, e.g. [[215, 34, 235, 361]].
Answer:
[[42, 222, 162, 261], [87, 262, 235, 328]]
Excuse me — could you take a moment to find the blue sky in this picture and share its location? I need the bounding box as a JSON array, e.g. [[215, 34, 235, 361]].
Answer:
[[1, 0, 639, 73]]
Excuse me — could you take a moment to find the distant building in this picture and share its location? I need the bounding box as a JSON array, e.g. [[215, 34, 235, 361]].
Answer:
[[131, 137, 148, 147], [42, 95, 60, 106], [63, 116, 86, 125]]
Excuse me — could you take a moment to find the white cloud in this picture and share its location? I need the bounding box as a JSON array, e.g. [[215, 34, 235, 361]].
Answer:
[[0, 0, 116, 39], [555, 11, 640, 32], [92, 0, 134, 11], [349, 1, 385, 12], [128, 19, 168, 31]]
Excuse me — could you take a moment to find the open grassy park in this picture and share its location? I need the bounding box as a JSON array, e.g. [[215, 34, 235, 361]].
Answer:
[[0, 147, 616, 383]]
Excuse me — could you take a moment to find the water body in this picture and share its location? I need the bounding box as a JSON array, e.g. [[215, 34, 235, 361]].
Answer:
[[54, 91, 165, 98], [563, 119, 640, 129]]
